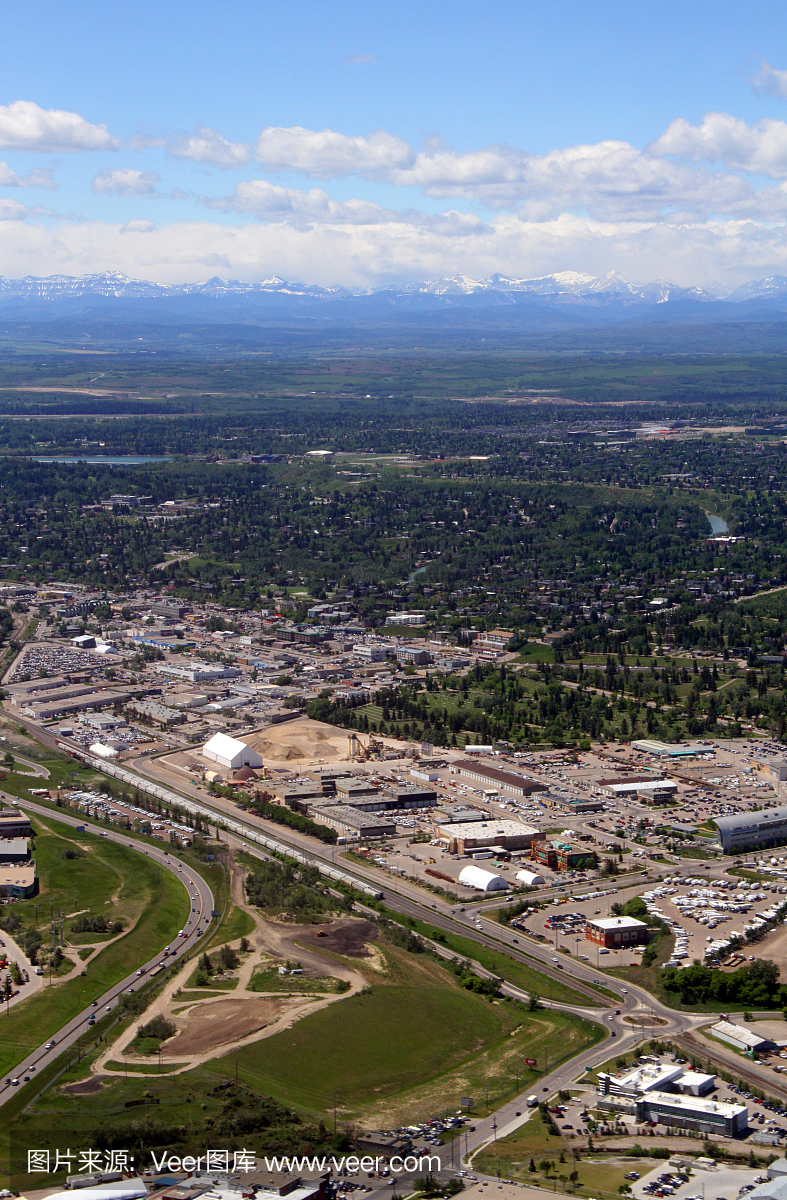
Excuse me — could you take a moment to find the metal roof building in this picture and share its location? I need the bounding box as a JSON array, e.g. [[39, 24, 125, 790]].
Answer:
[[714, 806, 787, 853], [710, 1020, 776, 1053]]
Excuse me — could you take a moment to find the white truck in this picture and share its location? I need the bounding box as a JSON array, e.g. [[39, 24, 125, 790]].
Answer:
[[526, 1095, 538, 1108]]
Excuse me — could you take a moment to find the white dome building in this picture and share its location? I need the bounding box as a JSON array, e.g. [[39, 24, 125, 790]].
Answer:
[[458, 865, 510, 892], [516, 869, 545, 887]]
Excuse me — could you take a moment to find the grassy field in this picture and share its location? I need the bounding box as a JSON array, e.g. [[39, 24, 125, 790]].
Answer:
[[1, 937, 602, 1187], [248, 965, 349, 993], [25, 814, 150, 937], [0, 833, 189, 1078], [389, 911, 610, 1006], [604, 929, 674, 1003], [205, 942, 603, 1123], [475, 1109, 634, 1200]]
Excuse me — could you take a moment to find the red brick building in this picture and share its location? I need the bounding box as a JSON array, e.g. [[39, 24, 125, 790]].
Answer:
[[585, 915, 649, 948]]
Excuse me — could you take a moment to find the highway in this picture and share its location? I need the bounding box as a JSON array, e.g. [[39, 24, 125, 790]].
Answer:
[[0, 798, 214, 1107], [0, 727, 722, 1153]]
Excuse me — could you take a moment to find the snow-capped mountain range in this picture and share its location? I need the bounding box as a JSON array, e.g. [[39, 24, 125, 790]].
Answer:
[[2, 269, 787, 311]]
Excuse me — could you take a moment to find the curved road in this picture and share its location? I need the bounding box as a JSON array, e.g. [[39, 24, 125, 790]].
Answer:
[[0, 799, 213, 1106], [0, 723, 723, 1151]]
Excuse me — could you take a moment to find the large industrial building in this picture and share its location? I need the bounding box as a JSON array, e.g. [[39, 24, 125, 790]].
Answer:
[[0, 839, 31, 864], [710, 1020, 778, 1053], [636, 1091, 747, 1137], [631, 739, 697, 760], [597, 1059, 747, 1136], [438, 819, 543, 854], [586, 915, 649, 948], [202, 733, 263, 771], [452, 759, 547, 797], [714, 807, 787, 854], [310, 805, 396, 839], [603, 779, 678, 802], [0, 865, 36, 898]]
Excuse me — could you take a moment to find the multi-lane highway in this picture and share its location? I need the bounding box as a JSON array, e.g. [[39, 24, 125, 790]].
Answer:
[[0, 799, 213, 1106], [0, 742, 721, 1157]]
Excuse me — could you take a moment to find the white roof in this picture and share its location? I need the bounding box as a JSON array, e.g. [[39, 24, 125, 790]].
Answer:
[[643, 1089, 747, 1119], [516, 869, 545, 885], [589, 916, 648, 930], [48, 1183, 147, 1200], [440, 819, 539, 838], [458, 865, 510, 891], [608, 779, 675, 793], [204, 732, 249, 758], [711, 1019, 771, 1048], [89, 742, 118, 758]]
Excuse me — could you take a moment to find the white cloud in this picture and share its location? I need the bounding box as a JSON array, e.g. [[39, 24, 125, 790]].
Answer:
[[203, 180, 488, 235], [0, 100, 117, 152], [169, 127, 250, 168], [345, 53, 375, 64], [0, 199, 33, 220], [246, 123, 787, 217], [120, 218, 156, 234], [649, 112, 787, 178], [254, 126, 413, 177], [0, 163, 56, 189], [393, 139, 761, 218], [752, 60, 787, 98], [3, 209, 787, 293], [92, 169, 160, 197]]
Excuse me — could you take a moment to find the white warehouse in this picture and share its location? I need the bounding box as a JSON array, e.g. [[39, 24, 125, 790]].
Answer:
[[516, 869, 545, 887], [202, 733, 263, 771], [458, 865, 510, 892]]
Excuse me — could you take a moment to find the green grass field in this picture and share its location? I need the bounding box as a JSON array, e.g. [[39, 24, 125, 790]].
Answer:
[[389, 911, 608, 1006], [0, 832, 189, 1078], [206, 943, 603, 1122], [248, 965, 348, 993], [26, 816, 148, 933], [1, 939, 601, 1186], [475, 1109, 632, 1200]]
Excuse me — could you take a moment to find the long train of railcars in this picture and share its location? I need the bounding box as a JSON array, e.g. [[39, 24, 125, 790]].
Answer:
[[53, 743, 385, 901]]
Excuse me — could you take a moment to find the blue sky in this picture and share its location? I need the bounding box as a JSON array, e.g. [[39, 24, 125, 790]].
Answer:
[[3, 0, 787, 287]]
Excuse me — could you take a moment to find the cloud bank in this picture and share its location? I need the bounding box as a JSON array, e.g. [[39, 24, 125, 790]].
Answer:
[[6, 94, 787, 285]]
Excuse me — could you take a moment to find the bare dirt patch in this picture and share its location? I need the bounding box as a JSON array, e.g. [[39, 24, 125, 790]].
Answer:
[[749, 922, 787, 976], [163, 996, 285, 1056], [295, 919, 377, 958], [61, 1076, 108, 1095]]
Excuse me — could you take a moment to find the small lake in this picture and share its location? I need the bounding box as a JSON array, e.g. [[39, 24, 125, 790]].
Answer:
[[707, 513, 729, 535], [33, 455, 171, 465]]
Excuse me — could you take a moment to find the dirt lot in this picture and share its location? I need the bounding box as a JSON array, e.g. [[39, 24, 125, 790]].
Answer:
[[163, 996, 286, 1056], [294, 919, 377, 958], [244, 717, 364, 765], [61, 1076, 108, 1095], [243, 716, 416, 767], [748, 919, 787, 975]]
